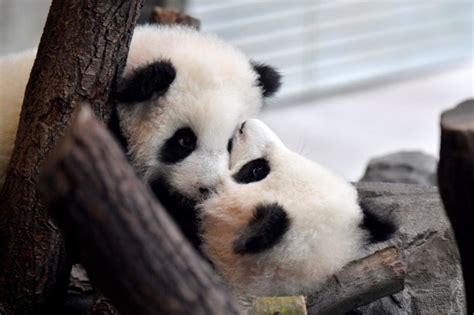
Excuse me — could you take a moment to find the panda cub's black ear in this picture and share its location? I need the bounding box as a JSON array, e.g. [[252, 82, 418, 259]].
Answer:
[[252, 62, 281, 97], [114, 60, 176, 104], [233, 203, 290, 255], [359, 200, 398, 244]]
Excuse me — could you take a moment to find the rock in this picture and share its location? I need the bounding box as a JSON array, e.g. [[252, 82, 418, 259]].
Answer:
[[360, 151, 437, 186], [353, 182, 466, 314]]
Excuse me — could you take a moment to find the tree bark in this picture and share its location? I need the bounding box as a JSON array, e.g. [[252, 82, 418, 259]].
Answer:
[[306, 246, 405, 315], [0, 1, 143, 313], [438, 99, 474, 314], [39, 107, 240, 315]]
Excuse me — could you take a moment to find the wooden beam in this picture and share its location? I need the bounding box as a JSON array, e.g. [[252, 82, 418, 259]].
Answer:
[[0, 1, 143, 313], [39, 107, 240, 315], [438, 99, 474, 314], [306, 246, 405, 315]]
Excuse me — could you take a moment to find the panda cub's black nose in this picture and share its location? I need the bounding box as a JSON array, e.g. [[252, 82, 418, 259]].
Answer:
[[239, 121, 247, 134], [199, 187, 212, 199]]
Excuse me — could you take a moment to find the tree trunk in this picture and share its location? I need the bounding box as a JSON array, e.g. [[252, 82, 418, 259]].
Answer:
[[438, 99, 474, 314], [0, 1, 143, 313], [39, 107, 240, 315]]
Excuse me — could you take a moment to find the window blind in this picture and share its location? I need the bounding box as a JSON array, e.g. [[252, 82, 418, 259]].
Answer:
[[187, 1, 473, 105]]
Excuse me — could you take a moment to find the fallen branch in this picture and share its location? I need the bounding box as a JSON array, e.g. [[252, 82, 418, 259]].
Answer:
[[306, 246, 405, 315], [39, 107, 240, 315], [438, 99, 474, 314], [0, 0, 143, 312]]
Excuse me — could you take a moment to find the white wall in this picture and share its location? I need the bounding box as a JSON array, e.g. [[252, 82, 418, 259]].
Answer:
[[260, 63, 474, 181], [0, 0, 50, 55]]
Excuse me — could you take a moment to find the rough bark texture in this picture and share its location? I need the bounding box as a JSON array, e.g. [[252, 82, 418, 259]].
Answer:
[[307, 247, 405, 315], [0, 1, 143, 313], [39, 107, 240, 315], [149, 6, 201, 29], [438, 99, 474, 314]]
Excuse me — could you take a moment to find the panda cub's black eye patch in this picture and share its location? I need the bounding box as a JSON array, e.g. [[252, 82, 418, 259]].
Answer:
[[233, 158, 270, 184], [233, 203, 290, 255], [227, 138, 233, 153], [160, 127, 197, 164]]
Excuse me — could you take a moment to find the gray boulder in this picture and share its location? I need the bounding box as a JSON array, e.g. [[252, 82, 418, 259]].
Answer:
[[353, 182, 465, 314], [360, 151, 437, 186]]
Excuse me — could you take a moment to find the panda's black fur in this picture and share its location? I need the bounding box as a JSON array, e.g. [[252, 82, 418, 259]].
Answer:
[[359, 202, 397, 243], [0, 25, 282, 254], [199, 119, 398, 298], [106, 27, 281, 250], [229, 202, 397, 256], [229, 166, 397, 256], [149, 176, 202, 249], [114, 60, 176, 104], [108, 54, 281, 158], [233, 203, 290, 255]]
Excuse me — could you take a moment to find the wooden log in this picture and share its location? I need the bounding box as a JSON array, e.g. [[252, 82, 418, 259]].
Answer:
[[39, 107, 240, 315], [438, 99, 474, 314], [251, 296, 307, 315], [0, 0, 143, 313], [306, 246, 405, 315], [93, 7, 200, 314], [149, 7, 201, 29]]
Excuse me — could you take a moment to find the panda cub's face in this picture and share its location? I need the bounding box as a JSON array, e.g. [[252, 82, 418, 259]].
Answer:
[[199, 119, 396, 297], [113, 25, 281, 203]]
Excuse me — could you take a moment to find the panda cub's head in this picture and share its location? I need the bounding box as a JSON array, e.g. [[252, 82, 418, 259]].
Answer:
[[199, 119, 396, 297], [111, 25, 280, 247], [112, 25, 280, 202]]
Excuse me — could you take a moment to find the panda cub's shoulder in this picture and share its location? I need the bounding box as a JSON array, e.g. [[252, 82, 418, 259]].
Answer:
[[0, 49, 37, 187], [199, 119, 397, 298]]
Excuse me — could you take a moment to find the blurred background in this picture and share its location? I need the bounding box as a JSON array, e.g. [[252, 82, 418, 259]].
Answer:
[[1, 0, 473, 181]]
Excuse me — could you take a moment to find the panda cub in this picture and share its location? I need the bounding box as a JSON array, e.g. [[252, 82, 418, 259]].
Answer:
[[199, 119, 396, 298], [0, 25, 281, 248]]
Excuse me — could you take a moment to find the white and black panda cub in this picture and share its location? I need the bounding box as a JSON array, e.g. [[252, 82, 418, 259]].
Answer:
[[199, 119, 396, 298], [0, 25, 281, 248]]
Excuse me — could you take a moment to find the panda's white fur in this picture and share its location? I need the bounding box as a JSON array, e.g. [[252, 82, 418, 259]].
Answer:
[[199, 119, 391, 298], [0, 25, 277, 196], [117, 25, 265, 199], [0, 49, 37, 187]]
